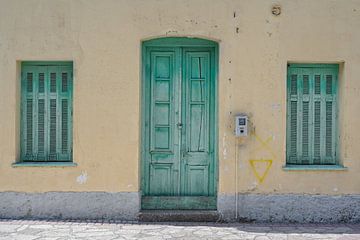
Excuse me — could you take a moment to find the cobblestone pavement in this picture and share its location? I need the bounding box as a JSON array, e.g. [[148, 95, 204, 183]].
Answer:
[[0, 219, 359, 240]]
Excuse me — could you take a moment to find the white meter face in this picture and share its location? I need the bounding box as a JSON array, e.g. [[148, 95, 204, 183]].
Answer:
[[235, 115, 248, 137]]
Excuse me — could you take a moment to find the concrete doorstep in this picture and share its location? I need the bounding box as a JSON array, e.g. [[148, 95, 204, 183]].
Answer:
[[138, 210, 221, 222]]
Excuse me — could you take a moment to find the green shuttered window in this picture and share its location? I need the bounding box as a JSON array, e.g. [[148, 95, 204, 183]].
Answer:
[[286, 64, 338, 165], [21, 62, 73, 162]]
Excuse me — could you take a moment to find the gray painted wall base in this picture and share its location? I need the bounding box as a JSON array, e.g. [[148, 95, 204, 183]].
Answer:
[[218, 194, 360, 223], [0, 192, 359, 223], [0, 192, 139, 220]]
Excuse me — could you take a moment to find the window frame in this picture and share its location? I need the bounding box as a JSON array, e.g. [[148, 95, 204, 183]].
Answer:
[[19, 61, 73, 163], [286, 63, 340, 166]]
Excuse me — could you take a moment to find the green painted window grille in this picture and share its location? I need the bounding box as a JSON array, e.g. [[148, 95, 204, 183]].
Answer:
[[21, 62, 73, 162], [286, 64, 338, 165]]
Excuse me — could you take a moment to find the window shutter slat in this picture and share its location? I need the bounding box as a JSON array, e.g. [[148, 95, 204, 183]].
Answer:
[[62, 73, 68, 92], [37, 99, 45, 159], [290, 75, 297, 95], [313, 101, 321, 164], [303, 75, 309, 95], [27, 73, 33, 93], [326, 75, 332, 95], [289, 101, 297, 162], [325, 101, 333, 157], [61, 99, 68, 154], [49, 99, 57, 160], [315, 75, 321, 94], [26, 98, 33, 158], [50, 73, 57, 93], [302, 102, 309, 162], [38, 73, 45, 93]]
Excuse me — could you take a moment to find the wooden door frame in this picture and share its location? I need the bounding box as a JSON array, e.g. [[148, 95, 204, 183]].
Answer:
[[140, 37, 219, 209]]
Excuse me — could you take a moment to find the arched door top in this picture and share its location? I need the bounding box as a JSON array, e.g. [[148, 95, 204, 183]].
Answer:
[[142, 37, 218, 47]]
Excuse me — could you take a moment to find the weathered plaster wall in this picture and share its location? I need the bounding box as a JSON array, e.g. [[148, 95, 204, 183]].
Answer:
[[0, 0, 359, 197]]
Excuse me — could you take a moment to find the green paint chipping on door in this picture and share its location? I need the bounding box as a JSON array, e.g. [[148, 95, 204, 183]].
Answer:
[[141, 38, 218, 210]]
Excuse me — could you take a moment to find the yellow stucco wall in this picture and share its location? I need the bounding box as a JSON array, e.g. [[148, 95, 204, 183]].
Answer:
[[0, 0, 359, 195]]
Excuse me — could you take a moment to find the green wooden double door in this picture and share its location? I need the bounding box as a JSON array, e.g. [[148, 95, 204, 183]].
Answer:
[[141, 39, 218, 210]]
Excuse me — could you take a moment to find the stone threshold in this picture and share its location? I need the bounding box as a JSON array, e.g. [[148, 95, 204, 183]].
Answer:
[[139, 210, 221, 222]]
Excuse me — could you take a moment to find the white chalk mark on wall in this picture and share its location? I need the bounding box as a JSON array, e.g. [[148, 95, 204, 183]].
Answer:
[[222, 133, 227, 159], [76, 171, 88, 184]]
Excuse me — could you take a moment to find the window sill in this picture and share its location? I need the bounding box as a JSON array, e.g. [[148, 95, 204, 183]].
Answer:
[[283, 165, 347, 171], [12, 162, 77, 167]]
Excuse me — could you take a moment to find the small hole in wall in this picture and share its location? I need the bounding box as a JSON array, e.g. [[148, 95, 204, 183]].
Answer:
[[272, 5, 281, 16]]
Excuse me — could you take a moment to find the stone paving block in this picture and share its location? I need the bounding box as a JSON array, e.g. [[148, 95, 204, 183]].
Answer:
[[8, 233, 39, 240], [0, 224, 22, 233], [0, 219, 359, 239]]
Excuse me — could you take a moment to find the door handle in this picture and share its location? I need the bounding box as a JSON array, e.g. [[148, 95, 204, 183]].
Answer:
[[177, 123, 183, 129]]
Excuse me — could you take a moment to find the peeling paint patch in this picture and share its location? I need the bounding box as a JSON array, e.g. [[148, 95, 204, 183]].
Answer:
[[222, 133, 227, 159], [247, 181, 258, 191], [271, 103, 281, 111], [76, 171, 88, 184], [165, 30, 178, 35], [223, 148, 228, 160]]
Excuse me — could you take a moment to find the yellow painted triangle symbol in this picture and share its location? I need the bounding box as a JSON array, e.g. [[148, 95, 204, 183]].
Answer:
[[249, 159, 272, 183]]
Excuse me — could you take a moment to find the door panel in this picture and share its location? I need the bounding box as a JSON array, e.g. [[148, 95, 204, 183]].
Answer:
[[186, 52, 209, 153], [147, 50, 180, 196], [150, 52, 176, 152], [149, 163, 173, 195], [182, 50, 213, 196], [142, 42, 217, 210], [185, 165, 209, 196]]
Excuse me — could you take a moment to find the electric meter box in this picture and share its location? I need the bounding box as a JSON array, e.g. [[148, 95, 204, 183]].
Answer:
[[235, 115, 248, 137]]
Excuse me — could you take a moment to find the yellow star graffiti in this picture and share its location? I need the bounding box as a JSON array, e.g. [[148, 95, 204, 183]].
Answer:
[[249, 159, 273, 183]]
